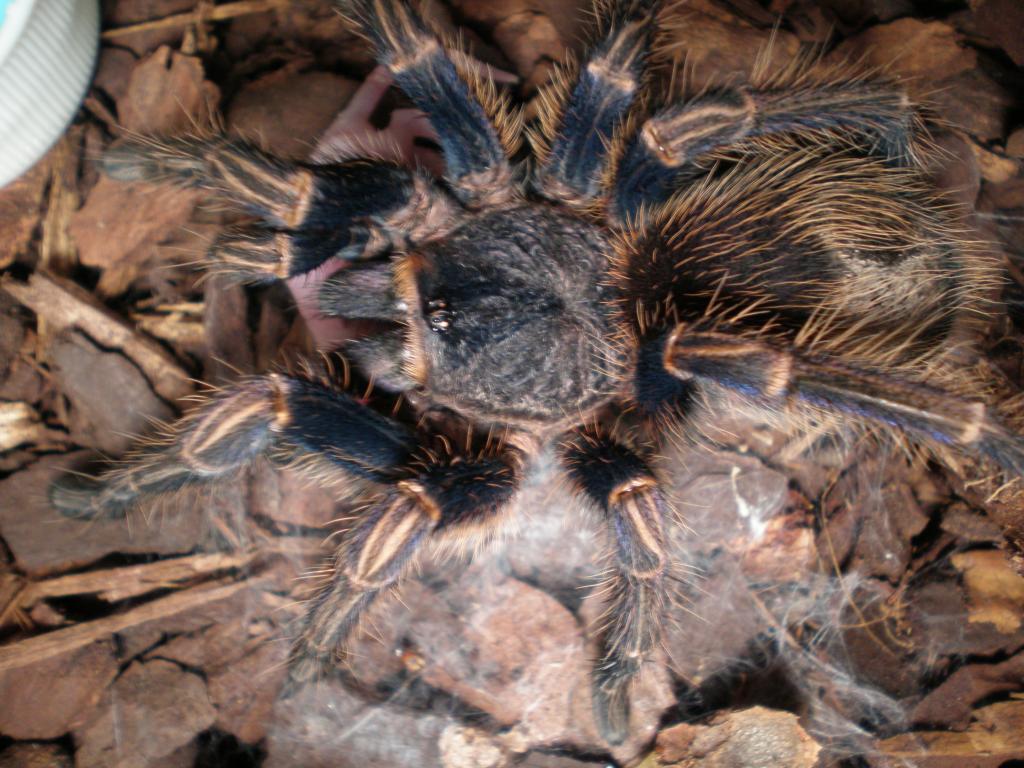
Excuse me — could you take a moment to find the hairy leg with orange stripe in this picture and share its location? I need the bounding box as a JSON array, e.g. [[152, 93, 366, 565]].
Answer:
[[50, 374, 418, 518], [562, 427, 674, 745], [291, 436, 522, 678], [102, 136, 457, 283]]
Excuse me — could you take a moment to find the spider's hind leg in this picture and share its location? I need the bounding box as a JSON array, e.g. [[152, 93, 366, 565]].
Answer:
[[103, 137, 454, 282], [50, 374, 416, 519], [662, 325, 1024, 480], [290, 430, 524, 680], [561, 426, 675, 745]]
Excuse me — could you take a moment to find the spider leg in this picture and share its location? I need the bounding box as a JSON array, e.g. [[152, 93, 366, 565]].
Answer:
[[561, 427, 673, 745], [291, 439, 522, 678], [532, 0, 656, 208], [661, 325, 1024, 477], [612, 80, 918, 222], [343, 0, 516, 207], [103, 137, 454, 282], [49, 374, 416, 518]]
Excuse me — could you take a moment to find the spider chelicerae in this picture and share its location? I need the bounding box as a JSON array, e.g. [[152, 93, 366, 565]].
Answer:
[[52, 0, 1024, 745]]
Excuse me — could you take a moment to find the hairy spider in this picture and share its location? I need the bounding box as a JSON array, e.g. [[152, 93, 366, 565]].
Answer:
[[52, 0, 1024, 745]]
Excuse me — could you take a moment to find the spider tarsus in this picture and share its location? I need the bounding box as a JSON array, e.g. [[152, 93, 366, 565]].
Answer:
[[592, 663, 633, 746]]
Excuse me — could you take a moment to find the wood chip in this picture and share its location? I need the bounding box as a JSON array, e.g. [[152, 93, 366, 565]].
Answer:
[[952, 549, 1024, 633], [0, 156, 49, 269], [0, 402, 66, 452], [655, 707, 821, 768], [117, 46, 220, 133], [2, 271, 192, 403], [874, 700, 1024, 767], [0, 578, 259, 673]]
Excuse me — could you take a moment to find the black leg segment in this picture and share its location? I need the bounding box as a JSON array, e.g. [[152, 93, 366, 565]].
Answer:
[[104, 137, 453, 281], [533, 0, 657, 207], [343, 0, 514, 206], [561, 427, 673, 745], [50, 375, 418, 519]]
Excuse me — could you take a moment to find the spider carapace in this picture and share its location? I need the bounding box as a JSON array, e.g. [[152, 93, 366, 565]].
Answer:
[[52, 0, 1024, 744]]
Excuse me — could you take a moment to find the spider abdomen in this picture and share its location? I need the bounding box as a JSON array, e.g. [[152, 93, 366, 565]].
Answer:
[[615, 149, 983, 361]]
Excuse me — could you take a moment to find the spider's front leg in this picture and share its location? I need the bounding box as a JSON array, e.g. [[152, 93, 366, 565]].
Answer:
[[342, 0, 517, 207], [612, 76, 920, 221], [531, 0, 657, 208], [561, 427, 674, 745], [103, 136, 456, 283]]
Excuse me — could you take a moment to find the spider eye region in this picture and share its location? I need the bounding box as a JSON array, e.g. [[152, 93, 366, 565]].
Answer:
[[426, 299, 453, 333]]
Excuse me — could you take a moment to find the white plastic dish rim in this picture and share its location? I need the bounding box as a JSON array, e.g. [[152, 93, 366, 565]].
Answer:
[[0, 0, 99, 188], [0, 0, 35, 68]]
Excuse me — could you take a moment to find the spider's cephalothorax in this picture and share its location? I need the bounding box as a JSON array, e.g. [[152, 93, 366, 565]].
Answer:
[[54, 0, 1024, 746], [350, 204, 624, 425]]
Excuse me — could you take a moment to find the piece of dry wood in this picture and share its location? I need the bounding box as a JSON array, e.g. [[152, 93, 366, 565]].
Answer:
[[1, 271, 193, 404], [102, 0, 289, 40], [17, 539, 320, 607], [22, 552, 259, 606], [0, 402, 67, 452], [0, 578, 257, 672]]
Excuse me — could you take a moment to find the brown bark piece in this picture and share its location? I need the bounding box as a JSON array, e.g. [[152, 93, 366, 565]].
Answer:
[[952, 549, 1024, 633], [873, 700, 1024, 767], [0, 157, 49, 269], [94, 47, 139, 102], [0, 402, 66, 453], [907, 577, 1024, 660], [2, 272, 193, 403], [448, 0, 590, 59], [0, 639, 118, 740], [22, 549, 273, 607], [104, 0, 200, 54], [970, 0, 1024, 65], [491, 11, 565, 88], [207, 640, 289, 743], [655, 706, 821, 768], [833, 19, 977, 83], [48, 330, 174, 455], [832, 19, 1012, 142], [202, 273, 256, 381], [0, 743, 72, 768], [74, 659, 216, 768], [227, 70, 359, 159], [413, 566, 587, 739], [822, 460, 930, 582], [0, 452, 206, 578], [658, 0, 801, 91], [940, 502, 1004, 543], [69, 175, 199, 297], [117, 46, 220, 134], [911, 652, 1024, 728]]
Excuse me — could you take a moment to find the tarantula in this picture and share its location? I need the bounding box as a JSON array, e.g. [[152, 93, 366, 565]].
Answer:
[[52, 0, 1024, 745]]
